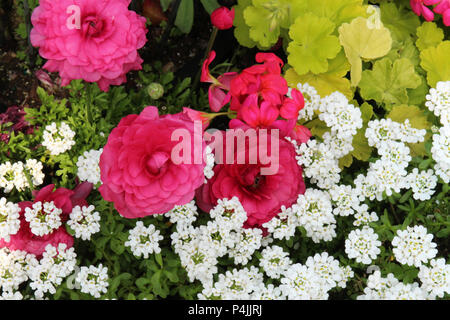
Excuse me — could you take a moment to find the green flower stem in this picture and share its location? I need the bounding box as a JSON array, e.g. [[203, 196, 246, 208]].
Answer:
[[194, 27, 219, 90], [85, 83, 93, 125]]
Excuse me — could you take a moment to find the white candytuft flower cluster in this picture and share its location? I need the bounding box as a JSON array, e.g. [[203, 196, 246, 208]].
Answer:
[[431, 126, 450, 183], [295, 83, 321, 121], [405, 168, 438, 201], [357, 271, 432, 300], [203, 146, 215, 182], [76, 148, 103, 185], [24, 201, 62, 237], [29, 244, 76, 299], [198, 266, 265, 300], [293, 189, 336, 243], [0, 197, 21, 242], [259, 245, 292, 279], [75, 264, 109, 298], [165, 200, 198, 227], [392, 225, 438, 267], [425, 81, 449, 127], [319, 91, 363, 139], [365, 118, 426, 148], [0, 248, 37, 293], [67, 205, 101, 241], [345, 227, 381, 264], [0, 159, 44, 193], [42, 121, 76, 155], [262, 205, 297, 240], [329, 184, 361, 217], [125, 221, 164, 258], [418, 258, 450, 298], [352, 204, 378, 227]]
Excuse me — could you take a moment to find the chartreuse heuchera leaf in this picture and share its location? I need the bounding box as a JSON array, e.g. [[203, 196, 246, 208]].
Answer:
[[233, 0, 258, 48], [420, 41, 450, 87], [338, 17, 392, 86], [379, 2, 420, 41], [305, 0, 366, 27], [387, 105, 432, 157], [416, 22, 444, 51], [284, 51, 353, 99], [243, 0, 304, 49], [287, 13, 341, 75], [359, 57, 421, 108]]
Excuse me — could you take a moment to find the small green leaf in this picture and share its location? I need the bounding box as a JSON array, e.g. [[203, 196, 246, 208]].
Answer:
[[175, 0, 194, 33]]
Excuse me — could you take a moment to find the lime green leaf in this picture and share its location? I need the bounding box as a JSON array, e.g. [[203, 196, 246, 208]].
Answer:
[[407, 76, 429, 106], [287, 13, 341, 75], [284, 51, 353, 99], [351, 127, 373, 161], [387, 104, 432, 156], [339, 153, 353, 168], [420, 41, 450, 87], [360, 102, 374, 123], [359, 58, 421, 107], [338, 17, 392, 86], [387, 38, 420, 68], [305, 0, 366, 26], [416, 22, 444, 51], [304, 119, 329, 139], [380, 2, 420, 41], [233, 0, 257, 48]]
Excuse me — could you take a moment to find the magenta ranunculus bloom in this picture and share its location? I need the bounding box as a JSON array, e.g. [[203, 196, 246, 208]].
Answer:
[[196, 129, 306, 228], [99, 106, 207, 218], [211, 6, 235, 30], [30, 0, 148, 92]]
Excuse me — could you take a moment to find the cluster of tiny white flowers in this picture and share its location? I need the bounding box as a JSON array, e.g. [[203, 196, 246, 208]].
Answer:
[[0, 248, 37, 293], [198, 266, 266, 300], [42, 121, 76, 155], [365, 118, 426, 148], [319, 92, 363, 139], [228, 228, 262, 265], [0, 197, 21, 242], [353, 204, 379, 227], [295, 83, 321, 121], [124, 221, 163, 258], [392, 225, 438, 267], [328, 184, 361, 216], [405, 168, 438, 200], [294, 189, 336, 243], [28, 244, 76, 299], [203, 146, 215, 182], [418, 258, 450, 298], [0, 291, 23, 300], [76, 148, 102, 185], [259, 245, 292, 279], [0, 159, 44, 193], [279, 263, 329, 299], [67, 205, 101, 241], [431, 126, 450, 183], [305, 252, 354, 289], [425, 81, 449, 127], [24, 201, 62, 236], [345, 227, 381, 264], [165, 200, 198, 227], [357, 271, 432, 300], [75, 264, 109, 298], [262, 206, 297, 240], [296, 139, 341, 189]]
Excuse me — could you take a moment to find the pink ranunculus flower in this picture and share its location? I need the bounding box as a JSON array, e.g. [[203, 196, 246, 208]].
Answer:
[[99, 106, 206, 218], [0, 183, 92, 257], [433, 0, 450, 25], [195, 129, 305, 228], [211, 6, 235, 30], [201, 50, 238, 112], [30, 0, 148, 92], [410, 0, 440, 21]]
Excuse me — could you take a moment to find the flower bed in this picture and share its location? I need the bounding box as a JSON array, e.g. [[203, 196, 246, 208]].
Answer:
[[0, 0, 449, 300]]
